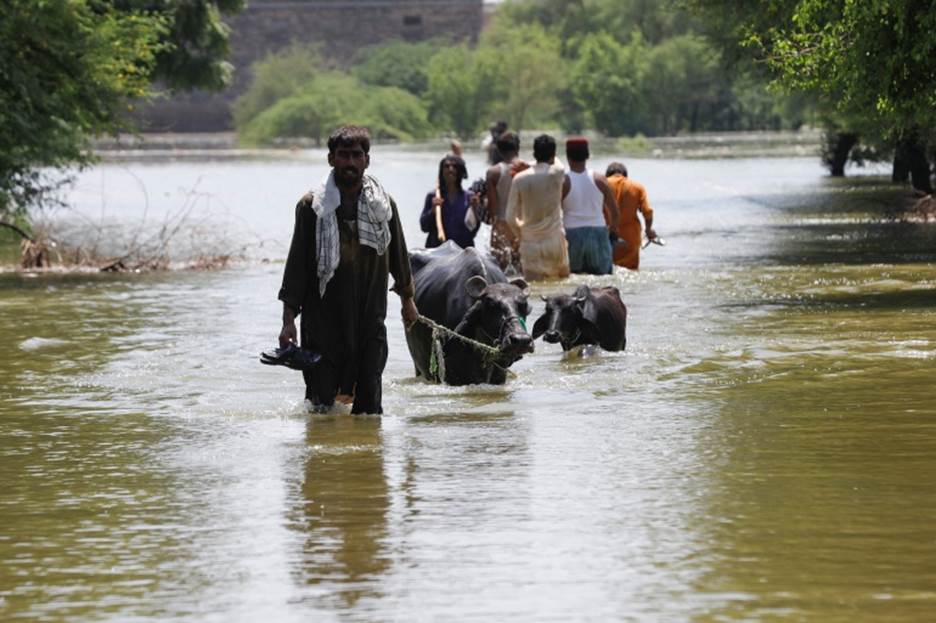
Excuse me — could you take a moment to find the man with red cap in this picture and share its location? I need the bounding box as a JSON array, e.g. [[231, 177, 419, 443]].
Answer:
[[560, 137, 619, 274]]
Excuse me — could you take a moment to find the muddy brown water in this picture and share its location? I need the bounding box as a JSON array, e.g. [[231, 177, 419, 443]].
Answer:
[[1, 151, 935, 621]]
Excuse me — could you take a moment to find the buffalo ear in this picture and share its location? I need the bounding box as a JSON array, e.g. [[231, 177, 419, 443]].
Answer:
[[509, 277, 530, 295], [531, 312, 550, 340], [580, 293, 600, 335], [465, 275, 488, 299]]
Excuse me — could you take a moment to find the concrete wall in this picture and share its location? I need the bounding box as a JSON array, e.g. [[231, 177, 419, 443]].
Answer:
[[138, 0, 484, 132]]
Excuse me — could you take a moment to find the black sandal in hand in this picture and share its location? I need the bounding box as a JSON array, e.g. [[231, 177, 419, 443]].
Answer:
[[259, 344, 322, 371]]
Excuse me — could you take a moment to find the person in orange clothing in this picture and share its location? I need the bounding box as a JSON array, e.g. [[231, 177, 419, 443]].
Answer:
[[605, 162, 657, 270]]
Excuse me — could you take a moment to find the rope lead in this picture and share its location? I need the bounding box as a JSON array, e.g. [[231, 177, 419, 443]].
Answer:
[[416, 314, 516, 381]]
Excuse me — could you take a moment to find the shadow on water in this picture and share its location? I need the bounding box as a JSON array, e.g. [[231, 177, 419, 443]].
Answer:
[[722, 285, 936, 311], [759, 221, 936, 266], [759, 180, 936, 266]]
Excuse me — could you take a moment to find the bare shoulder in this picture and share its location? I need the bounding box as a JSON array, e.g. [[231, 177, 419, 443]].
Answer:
[[593, 171, 611, 190], [486, 164, 501, 183]]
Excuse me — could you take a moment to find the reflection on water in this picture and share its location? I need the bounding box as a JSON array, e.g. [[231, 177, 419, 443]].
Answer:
[[287, 416, 390, 610], [2, 156, 936, 621]]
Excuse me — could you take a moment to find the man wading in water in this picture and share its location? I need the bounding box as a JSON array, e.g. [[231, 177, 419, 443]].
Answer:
[[277, 125, 419, 414], [485, 131, 523, 273]]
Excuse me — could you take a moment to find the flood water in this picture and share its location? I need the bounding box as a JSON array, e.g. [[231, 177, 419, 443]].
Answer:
[[2, 150, 936, 621]]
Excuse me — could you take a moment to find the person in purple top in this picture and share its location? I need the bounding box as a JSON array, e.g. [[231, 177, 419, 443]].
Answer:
[[420, 154, 481, 249]]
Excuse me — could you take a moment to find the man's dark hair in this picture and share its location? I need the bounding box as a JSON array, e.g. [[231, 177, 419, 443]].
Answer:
[[605, 162, 628, 177], [532, 134, 557, 163], [566, 140, 589, 162], [495, 131, 520, 155], [437, 154, 468, 194], [327, 125, 371, 154]]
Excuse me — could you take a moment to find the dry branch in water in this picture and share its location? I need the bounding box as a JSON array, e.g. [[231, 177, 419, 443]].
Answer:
[[906, 194, 936, 223], [9, 181, 258, 272]]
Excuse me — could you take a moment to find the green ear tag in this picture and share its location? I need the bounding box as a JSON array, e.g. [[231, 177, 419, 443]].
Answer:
[[519, 317, 527, 331]]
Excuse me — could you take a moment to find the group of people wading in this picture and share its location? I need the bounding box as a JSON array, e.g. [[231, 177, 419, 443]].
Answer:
[[275, 125, 656, 415], [419, 128, 657, 279]]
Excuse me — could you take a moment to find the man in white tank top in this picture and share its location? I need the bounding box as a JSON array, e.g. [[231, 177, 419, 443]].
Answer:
[[560, 137, 619, 274]]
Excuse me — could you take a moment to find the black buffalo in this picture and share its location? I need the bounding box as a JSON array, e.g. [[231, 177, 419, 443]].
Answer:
[[532, 285, 628, 352], [407, 242, 534, 385]]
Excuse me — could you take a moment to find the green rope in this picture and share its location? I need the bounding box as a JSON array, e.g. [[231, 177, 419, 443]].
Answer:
[[416, 314, 516, 381]]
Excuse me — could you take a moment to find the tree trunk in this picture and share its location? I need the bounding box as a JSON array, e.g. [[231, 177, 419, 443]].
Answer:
[[825, 132, 858, 176], [906, 136, 934, 194], [892, 142, 910, 183]]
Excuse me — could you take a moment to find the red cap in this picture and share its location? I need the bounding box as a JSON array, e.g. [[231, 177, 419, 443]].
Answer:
[[566, 136, 588, 147]]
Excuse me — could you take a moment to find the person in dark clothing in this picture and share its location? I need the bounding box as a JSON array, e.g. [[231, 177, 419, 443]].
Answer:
[[278, 125, 419, 414], [419, 154, 481, 248]]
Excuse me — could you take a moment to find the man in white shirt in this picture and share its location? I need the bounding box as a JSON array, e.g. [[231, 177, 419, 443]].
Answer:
[[505, 134, 570, 280]]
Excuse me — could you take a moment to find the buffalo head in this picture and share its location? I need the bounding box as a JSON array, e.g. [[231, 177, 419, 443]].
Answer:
[[532, 293, 588, 351], [532, 286, 628, 352], [463, 275, 534, 361]]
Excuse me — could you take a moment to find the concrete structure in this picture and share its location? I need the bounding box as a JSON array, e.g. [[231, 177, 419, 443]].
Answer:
[[139, 0, 484, 132]]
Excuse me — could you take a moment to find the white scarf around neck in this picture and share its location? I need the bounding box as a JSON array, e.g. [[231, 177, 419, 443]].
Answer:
[[311, 171, 392, 297]]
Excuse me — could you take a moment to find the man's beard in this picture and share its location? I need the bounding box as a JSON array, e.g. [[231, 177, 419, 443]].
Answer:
[[334, 166, 363, 188]]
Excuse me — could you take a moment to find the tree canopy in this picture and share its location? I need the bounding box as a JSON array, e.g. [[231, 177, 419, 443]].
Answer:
[[690, 0, 936, 188], [235, 0, 810, 144], [0, 0, 243, 224]]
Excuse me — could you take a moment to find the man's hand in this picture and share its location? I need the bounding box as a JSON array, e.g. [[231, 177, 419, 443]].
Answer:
[[646, 227, 658, 241], [280, 305, 297, 347], [431, 195, 444, 208], [401, 297, 419, 332], [279, 321, 297, 347]]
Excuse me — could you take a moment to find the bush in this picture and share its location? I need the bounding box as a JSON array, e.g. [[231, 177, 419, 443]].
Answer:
[[240, 73, 433, 145], [354, 40, 441, 96], [232, 44, 324, 129]]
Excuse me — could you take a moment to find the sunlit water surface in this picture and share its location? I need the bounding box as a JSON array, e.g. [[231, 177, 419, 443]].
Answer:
[[2, 151, 935, 621]]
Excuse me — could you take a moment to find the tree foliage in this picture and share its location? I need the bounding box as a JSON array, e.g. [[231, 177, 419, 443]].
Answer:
[[478, 21, 565, 133], [569, 32, 646, 136], [0, 0, 243, 222], [238, 73, 433, 145], [232, 43, 325, 129], [354, 40, 441, 96], [690, 0, 936, 186], [0, 1, 164, 220], [490, 0, 807, 136], [423, 45, 498, 140]]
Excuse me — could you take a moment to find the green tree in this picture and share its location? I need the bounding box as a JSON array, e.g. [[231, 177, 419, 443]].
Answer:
[[0, 0, 243, 225], [641, 34, 722, 134], [0, 1, 164, 223], [569, 32, 646, 136], [479, 21, 566, 132], [424, 45, 495, 140], [690, 0, 936, 189], [232, 44, 324, 129], [144, 0, 245, 92], [240, 73, 433, 145], [354, 40, 441, 96], [496, 0, 801, 137]]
